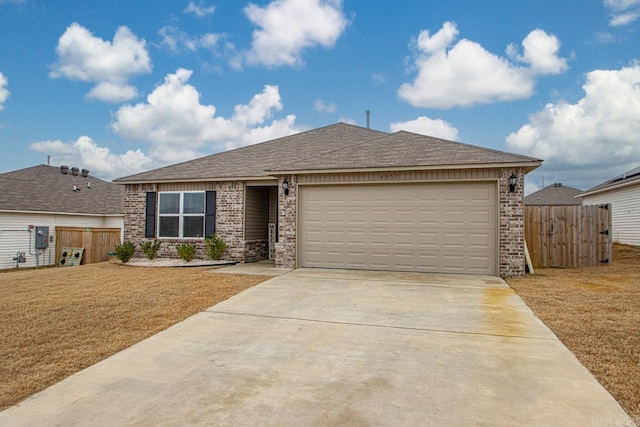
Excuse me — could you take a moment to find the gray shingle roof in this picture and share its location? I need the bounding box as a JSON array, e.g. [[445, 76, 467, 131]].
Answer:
[[115, 123, 387, 183], [114, 123, 541, 183], [580, 165, 640, 196], [525, 183, 583, 206], [269, 130, 541, 172], [0, 165, 124, 215]]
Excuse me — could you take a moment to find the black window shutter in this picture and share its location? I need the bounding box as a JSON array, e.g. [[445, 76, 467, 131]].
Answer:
[[205, 191, 216, 236], [145, 192, 157, 238]]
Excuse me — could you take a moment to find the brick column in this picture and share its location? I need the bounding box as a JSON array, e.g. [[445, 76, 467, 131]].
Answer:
[[275, 174, 297, 269], [499, 168, 525, 277]]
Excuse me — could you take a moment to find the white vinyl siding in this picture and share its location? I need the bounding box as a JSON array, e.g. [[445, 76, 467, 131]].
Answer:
[[299, 182, 497, 275], [0, 212, 123, 270], [581, 184, 640, 246]]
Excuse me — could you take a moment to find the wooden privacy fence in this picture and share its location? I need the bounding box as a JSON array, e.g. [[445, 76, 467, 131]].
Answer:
[[525, 205, 612, 268], [55, 227, 122, 265]]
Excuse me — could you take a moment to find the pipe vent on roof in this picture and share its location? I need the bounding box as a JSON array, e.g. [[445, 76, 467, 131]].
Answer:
[[81, 169, 89, 177], [60, 165, 69, 174], [71, 167, 79, 176]]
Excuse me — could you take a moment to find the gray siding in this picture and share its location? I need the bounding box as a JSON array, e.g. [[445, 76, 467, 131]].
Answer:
[[245, 187, 270, 241]]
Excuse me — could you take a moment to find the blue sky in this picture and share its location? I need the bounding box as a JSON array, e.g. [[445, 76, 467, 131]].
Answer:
[[0, 0, 639, 193]]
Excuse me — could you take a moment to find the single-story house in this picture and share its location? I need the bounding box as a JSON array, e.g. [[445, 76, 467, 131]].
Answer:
[[0, 164, 124, 269], [578, 165, 640, 246], [114, 123, 542, 277], [525, 183, 583, 206]]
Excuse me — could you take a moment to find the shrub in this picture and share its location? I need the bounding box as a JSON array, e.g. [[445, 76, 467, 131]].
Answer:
[[114, 241, 136, 263], [139, 240, 161, 260], [176, 243, 196, 262], [205, 234, 227, 260]]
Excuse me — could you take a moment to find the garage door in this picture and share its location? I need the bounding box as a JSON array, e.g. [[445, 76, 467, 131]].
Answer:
[[299, 182, 497, 275]]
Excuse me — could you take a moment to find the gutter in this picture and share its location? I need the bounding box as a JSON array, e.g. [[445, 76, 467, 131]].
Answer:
[[0, 210, 124, 217], [113, 176, 277, 185], [267, 161, 543, 175]]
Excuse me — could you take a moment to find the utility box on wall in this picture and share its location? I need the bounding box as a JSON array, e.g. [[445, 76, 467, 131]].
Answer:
[[35, 226, 50, 249]]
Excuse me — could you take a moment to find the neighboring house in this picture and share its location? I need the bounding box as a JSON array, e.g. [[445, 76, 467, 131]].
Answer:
[[525, 183, 583, 206], [115, 123, 541, 277], [0, 165, 124, 269], [578, 165, 640, 246]]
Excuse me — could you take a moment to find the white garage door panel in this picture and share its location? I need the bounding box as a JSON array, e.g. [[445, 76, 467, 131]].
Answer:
[[299, 182, 497, 275]]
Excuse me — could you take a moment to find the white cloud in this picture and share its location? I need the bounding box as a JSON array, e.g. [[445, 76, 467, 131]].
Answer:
[[314, 99, 337, 113], [30, 136, 153, 181], [604, 0, 640, 25], [510, 29, 568, 75], [184, 0, 216, 17], [610, 10, 640, 25], [398, 22, 568, 109], [0, 72, 9, 110], [111, 68, 300, 163], [390, 116, 459, 141], [595, 31, 618, 44], [233, 84, 283, 125], [50, 23, 151, 103], [243, 0, 348, 67], [507, 62, 640, 188], [88, 81, 138, 103], [371, 73, 386, 84], [158, 26, 223, 54]]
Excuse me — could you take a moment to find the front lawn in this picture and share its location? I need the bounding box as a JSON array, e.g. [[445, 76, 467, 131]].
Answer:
[[0, 262, 270, 410], [507, 243, 640, 420]]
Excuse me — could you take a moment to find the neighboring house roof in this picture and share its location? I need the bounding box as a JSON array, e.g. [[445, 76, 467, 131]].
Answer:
[[579, 165, 640, 198], [525, 183, 583, 206], [115, 123, 542, 184], [0, 165, 124, 215]]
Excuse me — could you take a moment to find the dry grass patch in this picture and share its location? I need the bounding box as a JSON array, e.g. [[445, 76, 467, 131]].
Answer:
[[507, 243, 640, 420], [0, 262, 271, 410]]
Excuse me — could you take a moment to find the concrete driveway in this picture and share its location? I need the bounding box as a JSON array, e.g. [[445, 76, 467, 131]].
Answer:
[[0, 268, 633, 426]]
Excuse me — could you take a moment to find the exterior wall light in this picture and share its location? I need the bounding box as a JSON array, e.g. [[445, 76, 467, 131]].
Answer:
[[282, 177, 289, 196], [509, 172, 518, 193]]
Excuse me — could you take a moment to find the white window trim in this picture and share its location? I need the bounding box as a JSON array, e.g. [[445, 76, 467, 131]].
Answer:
[[157, 191, 205, 239]]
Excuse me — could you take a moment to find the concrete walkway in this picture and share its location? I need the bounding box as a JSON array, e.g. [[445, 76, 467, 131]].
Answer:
[[0, 269, 633, 426]]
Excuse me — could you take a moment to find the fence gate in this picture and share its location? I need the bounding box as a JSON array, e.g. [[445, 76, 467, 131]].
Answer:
[[525, 205, 612, 268], [55, 227, 121, 265]]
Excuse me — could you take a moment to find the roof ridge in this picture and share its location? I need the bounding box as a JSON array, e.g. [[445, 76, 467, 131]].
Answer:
[[266, 129, 390, 171]]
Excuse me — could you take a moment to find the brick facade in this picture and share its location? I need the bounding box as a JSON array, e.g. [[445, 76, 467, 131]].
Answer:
[[125, 168, 527, 277], [123, 181, 247, 262]]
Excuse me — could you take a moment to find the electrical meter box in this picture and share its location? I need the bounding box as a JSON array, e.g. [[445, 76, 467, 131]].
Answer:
[[35, 226, 50, 249]]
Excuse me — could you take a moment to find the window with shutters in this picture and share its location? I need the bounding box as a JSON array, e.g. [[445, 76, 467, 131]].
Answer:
[[158, 192, 205, 238]]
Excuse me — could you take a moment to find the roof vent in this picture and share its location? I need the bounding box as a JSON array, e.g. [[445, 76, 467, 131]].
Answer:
[[60, 165, 69, 174], [71, 167, 79, 176], [553, 183, 562, 187], [81, 168, 89, 177]]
